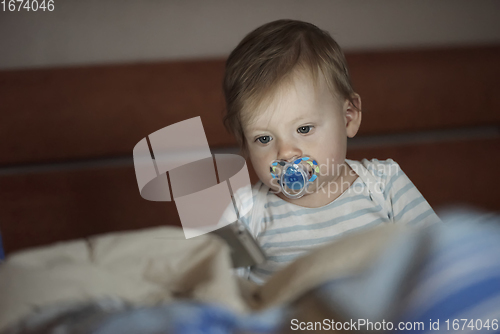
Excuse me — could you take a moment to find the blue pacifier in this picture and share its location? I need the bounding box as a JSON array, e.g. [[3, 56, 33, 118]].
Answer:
[[270, 157, 319, 199]]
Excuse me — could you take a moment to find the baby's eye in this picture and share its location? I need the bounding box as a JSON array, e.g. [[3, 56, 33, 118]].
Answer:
[[297, 125, 313, 134], [256, 136, 272, 144]]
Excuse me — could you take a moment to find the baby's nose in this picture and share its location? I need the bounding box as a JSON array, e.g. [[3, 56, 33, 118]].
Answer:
[[277, 141, 302, 162]]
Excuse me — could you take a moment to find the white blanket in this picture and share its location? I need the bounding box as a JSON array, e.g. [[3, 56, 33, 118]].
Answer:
[[0, 224, 402, 331]]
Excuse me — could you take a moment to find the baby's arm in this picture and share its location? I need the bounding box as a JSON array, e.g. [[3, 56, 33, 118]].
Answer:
[[384, 160, 442, 226]]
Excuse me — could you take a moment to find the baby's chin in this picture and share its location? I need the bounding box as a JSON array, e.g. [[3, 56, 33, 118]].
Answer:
[[264, 178, 322, 198], [265, 178, 282, 193]]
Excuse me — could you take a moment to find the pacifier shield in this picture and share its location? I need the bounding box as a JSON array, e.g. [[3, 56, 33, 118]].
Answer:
[[270, 157, 319, 199]]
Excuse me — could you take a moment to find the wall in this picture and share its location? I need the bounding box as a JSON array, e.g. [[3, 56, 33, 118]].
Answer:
[[0, 0, 499, 70], [1, 1, 499, 253]]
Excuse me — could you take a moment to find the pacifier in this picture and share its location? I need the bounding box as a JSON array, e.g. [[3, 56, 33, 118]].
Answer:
[[270, 157, 319, 199]]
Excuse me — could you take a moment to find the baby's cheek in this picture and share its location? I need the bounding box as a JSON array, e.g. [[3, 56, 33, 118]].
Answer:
[[258, 168, 279, 190], [267, 177, 282, 193], [250, 160, 276, 189]]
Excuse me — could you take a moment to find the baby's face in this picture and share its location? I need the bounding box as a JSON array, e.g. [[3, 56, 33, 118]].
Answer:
[[242, 70, 360, 202]]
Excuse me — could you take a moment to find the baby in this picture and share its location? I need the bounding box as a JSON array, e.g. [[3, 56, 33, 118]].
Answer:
[[222, 19, 441, 284]]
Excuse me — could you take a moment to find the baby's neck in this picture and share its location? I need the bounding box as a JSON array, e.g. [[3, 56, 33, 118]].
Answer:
[[276, 162, 359, 208]]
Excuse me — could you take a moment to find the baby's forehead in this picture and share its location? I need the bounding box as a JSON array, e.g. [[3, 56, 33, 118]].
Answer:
[[240, 90, 296, 132], [242, 103, 317, 137], [241, 70, 336, 131]]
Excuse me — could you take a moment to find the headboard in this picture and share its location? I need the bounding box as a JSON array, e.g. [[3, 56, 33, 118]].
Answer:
[[1, 46, 499, 254]]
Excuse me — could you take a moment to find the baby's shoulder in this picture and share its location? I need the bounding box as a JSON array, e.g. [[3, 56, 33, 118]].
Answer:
[[351, 158, 401, 178], [347, 158, 404, 189], [239, 180, 268, 230]]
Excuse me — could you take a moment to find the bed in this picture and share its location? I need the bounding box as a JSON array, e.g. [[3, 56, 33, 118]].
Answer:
[[0, 46, 499, 332]]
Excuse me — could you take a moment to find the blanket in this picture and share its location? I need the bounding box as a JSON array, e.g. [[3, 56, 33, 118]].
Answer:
[[1, 206, 499, 333], [0, 223, 400, 331]]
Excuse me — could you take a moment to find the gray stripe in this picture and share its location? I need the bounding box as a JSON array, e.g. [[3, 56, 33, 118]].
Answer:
[[384, 173, 403, 199], [392, 182, 413, 205], [394, 196, 426, 222], [366, 165, 388, 179], [239, 216, 250, 228], [262, 215, 389, 249], [253, 267, 273, 276], [262, 194, 369, 223], [264, 197, 287, 209], [407, 208, 435, 226], [262, 235, 338, 250], [266, 253, 302, 263], [261, 202, 381, 237]]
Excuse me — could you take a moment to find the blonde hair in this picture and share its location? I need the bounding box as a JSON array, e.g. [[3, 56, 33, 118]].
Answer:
[[223, 19, 356, 156]]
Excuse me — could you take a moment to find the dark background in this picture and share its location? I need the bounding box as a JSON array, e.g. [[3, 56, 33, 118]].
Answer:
[[1, 1, 499, 254]]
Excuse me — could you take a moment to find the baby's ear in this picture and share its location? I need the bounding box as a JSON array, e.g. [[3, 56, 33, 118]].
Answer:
[[345, 93, 362, 138]]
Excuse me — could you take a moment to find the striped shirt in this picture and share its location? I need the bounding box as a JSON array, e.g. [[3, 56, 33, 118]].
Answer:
[[237, 158, 442, 284]]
